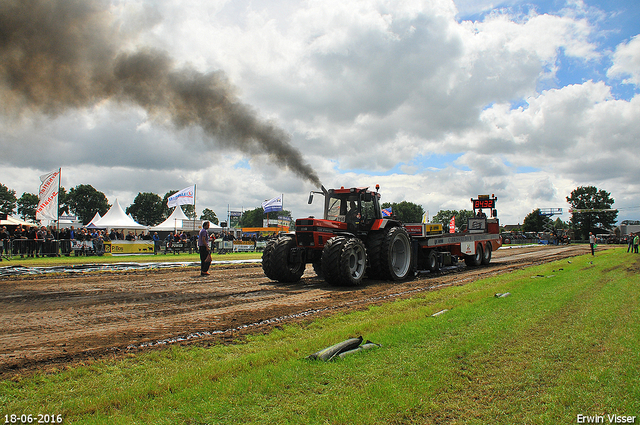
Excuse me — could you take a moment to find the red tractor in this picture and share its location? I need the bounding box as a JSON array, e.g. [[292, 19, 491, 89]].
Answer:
[[262, 185, 412, 286]]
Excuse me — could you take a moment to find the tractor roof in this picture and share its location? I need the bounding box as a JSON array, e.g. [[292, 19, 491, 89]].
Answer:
[[329, 187, 371, 195]]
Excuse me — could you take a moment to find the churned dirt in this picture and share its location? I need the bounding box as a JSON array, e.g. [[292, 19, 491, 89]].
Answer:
[[0, 244, 594, 378]]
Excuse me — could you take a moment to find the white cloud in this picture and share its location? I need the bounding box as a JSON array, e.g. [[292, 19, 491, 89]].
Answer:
[[607, 34, 640, 86], [1, 0, 639, 226]]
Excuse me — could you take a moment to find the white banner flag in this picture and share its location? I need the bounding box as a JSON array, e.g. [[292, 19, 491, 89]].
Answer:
[[36, 169, 60, 221], [167, 185, 195, 208], [261, 195, 283, 213]]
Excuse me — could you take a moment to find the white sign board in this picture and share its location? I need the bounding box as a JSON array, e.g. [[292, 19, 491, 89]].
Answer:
[[461, 241, 475, 255]]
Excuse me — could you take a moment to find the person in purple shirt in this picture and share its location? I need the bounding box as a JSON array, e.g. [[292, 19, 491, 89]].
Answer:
[[198, 221, 212, 276]]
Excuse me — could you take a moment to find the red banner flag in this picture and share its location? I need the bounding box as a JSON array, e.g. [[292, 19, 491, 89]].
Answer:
[[449, 216, 455, 233]]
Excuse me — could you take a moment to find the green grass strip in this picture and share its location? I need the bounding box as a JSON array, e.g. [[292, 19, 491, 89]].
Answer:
[[0, 251, 261, 268], [1, 248, 638, 424]]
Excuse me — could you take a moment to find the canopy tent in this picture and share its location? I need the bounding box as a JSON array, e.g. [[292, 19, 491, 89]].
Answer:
[[93, 199, 148, 230], [0, 215, 37, 228], [87, 212, 102, 226], [85, 212, 105, 229], [149, 205, 190, 232], [150, 206, 223, 232]]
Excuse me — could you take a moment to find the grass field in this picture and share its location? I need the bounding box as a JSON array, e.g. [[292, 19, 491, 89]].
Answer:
[[0, 251, 262, 268], [1, 248, 638, 424]]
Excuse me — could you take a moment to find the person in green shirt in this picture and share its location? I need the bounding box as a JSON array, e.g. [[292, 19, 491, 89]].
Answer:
[[634, 234, 639, 254]]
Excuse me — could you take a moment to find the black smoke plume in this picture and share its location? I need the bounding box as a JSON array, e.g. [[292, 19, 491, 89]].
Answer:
[[0, 0, 321, 186]]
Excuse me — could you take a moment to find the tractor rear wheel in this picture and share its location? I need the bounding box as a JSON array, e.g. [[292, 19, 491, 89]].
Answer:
[[366, 231, 385, 279], [368, 227, 411, 281], [261, 236, 304, 283]]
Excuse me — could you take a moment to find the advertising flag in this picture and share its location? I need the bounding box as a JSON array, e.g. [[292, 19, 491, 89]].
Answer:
[[167, 185, 195, 207], [449, 216, 455, 233], [36, 169, 60, 221], [382, 207, 392, 217], [262, 195, 283, 213]]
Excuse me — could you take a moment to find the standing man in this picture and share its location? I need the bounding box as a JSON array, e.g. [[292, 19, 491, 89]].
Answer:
[[634, 233, 639, 254], [628, 234, 634, 253], [0, 226, 8, 261], [152, 232, 160, 254], [589, 232, 596, 256], [198, 221, 212, 276]]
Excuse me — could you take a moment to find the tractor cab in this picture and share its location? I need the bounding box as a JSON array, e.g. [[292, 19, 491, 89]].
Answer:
[[313, 186, 382, 234]]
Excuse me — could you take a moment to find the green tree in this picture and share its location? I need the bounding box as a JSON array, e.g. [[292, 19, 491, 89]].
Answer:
[[566, 186, 618, 240], [0, 183, 17, 215], [239, 208, 293, 228], [126, 192, 164, 226], [67, 184, 110, 224], [162, 191, 195, 219], [380, 201, 425, 223], [553, 217, 567, 230], [432, 210, 456, 227], [200, 208, 219, 224], [58, 186, 68, 216], [17, 192, 39, 222], [432, 209, 475, 232], [522, 209, 552, 233], [240, 208, 264, 227]]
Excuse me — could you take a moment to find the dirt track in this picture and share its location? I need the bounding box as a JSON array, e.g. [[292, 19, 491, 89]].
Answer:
[[0, 244, 592, 377]]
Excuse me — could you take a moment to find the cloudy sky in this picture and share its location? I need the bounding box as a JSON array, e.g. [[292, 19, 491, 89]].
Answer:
[[1, 0, 639, 225]]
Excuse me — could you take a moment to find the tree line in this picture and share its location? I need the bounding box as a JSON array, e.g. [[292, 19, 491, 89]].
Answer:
[[0, 182, 618, 238], [511, 186, 618, 240]]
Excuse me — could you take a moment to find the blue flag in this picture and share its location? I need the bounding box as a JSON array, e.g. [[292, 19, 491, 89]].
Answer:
[[382, 207, 392, 217]]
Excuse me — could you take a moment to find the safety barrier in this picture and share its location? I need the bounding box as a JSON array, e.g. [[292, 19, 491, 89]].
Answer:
[[163, 240, 195, 254], [1, 239, 61, 259], [0, 238, 152, 259]]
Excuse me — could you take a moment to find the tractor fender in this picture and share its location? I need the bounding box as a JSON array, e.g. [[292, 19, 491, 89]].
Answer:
[[370, 219, 401, 231]]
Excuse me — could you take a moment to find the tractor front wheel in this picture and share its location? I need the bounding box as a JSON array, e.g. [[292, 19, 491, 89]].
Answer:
[[321, 237, 367, 286], [261, 236, 305, 283]]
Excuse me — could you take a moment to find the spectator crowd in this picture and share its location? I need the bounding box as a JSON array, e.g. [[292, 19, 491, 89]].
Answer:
[[1, 223, 287, 260]]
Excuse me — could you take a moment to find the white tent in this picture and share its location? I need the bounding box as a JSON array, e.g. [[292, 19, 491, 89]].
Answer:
[[150, 205, 190, 231], [87, 212, 102, 226], [94, 199, 148, 230], [0, 215, 37, 228], [149, 206, 223, 232]]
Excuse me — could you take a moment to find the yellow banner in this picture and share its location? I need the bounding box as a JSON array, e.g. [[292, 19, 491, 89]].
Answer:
[[104, 241, 155, 255]]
